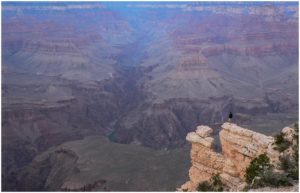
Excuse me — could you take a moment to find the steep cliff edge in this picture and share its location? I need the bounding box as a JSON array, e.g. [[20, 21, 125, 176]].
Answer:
[[179, 122, 293, 191]]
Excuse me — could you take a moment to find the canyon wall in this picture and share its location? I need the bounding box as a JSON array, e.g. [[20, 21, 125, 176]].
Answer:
[[2, 2, 298, 190], [180, 122, 281, 191]]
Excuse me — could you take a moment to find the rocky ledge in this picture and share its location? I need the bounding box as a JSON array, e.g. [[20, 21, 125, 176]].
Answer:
[[179, 122, 291, 191]]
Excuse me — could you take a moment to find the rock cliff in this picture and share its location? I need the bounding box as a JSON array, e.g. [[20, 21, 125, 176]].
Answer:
[[179, 122, 284, 191]]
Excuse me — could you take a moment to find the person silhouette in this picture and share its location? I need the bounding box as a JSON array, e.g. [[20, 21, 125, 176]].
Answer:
[[228, 112, 233, 122]]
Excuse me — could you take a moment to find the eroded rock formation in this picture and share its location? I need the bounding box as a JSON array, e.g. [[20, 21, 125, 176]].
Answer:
[[180, 122, 283, 191]]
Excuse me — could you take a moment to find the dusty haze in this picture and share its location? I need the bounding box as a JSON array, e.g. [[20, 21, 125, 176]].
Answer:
[[2, 2, 298, 191]]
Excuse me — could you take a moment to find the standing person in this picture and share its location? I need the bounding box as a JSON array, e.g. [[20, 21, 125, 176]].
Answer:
[[228, 112, 233, 122]]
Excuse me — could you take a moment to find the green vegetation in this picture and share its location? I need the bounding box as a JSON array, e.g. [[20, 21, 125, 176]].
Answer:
[[245, 123, 299, 189], [291, 143, 299, 180], [210, 173, 224, 191], [279, 155, 298, 180], [279, 123, 299, 181], [293, 123, 299, 164], [252, 170, 293, 188], [245, 154, 293, 189], [273, 132, 291, 152], [245, 153, 271, 184], [197, 181, 212, 192], [282, 123, 299, 180], [197, 173, 224, 192]]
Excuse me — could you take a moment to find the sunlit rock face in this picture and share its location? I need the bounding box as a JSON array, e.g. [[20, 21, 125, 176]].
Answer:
[[180, 124, 242, 191], [179, 122, 285, 191], [219, 123, 279, 178]]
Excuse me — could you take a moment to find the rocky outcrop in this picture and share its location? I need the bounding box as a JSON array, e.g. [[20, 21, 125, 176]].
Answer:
[[179, 122, 284, 191], [282, 126, 296, 143], [220, 122, 279, 178]]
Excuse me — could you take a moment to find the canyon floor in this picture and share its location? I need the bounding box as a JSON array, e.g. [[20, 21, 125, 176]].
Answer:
[[18, 135, 190, 191]]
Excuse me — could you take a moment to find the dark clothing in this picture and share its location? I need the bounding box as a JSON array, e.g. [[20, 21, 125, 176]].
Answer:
[[229, 112, 233, 119]]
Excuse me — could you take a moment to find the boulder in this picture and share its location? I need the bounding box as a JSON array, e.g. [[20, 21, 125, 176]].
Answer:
[[282, 127, 295, 143], [196, 125, 213, 137]]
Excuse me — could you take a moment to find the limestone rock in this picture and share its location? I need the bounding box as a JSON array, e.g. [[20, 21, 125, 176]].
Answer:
[[282, 127, 295, 143], [186, 126, 214, 149], [179, 122, 290, 192], [220, 122, 275, 178], [222, 159, 239, 177], [196, 125, 213, 137], [186, 132, 214, 148], [178, 181, 194, 192], [219, 173, 243, 190]]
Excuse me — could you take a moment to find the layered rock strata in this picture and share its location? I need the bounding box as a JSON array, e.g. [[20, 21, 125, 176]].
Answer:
[[220, 122, 279, 178], [180, 122, 282, 191]]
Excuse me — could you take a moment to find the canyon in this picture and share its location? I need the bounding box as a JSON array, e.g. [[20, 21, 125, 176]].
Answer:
[[1, 2, 298, 191]]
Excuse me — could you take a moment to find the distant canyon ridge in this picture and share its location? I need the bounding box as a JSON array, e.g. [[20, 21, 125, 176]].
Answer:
[[2, 2, 298, 191]]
